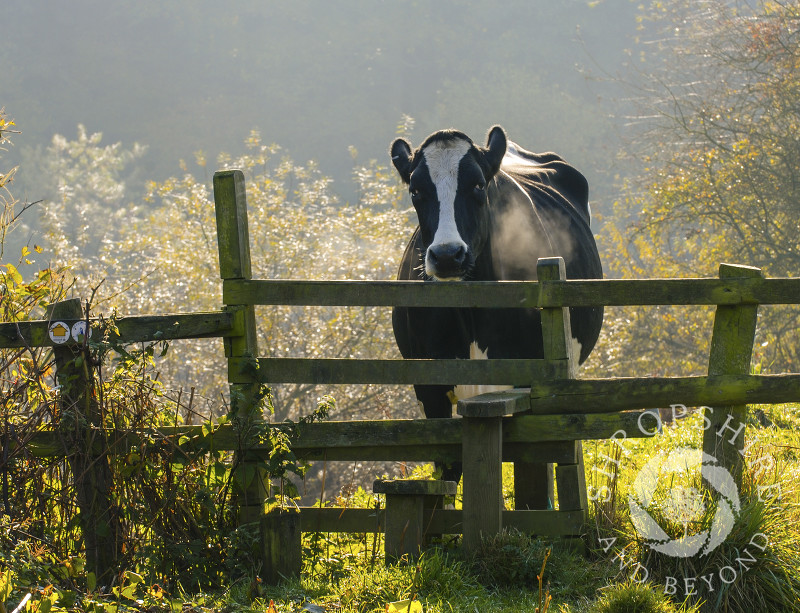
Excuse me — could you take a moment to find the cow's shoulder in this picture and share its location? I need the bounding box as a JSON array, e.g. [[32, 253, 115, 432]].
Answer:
[[501, 142, 590, 224]]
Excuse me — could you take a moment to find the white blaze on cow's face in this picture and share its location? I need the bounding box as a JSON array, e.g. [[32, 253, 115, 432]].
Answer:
[[421, 138, 471, 281]]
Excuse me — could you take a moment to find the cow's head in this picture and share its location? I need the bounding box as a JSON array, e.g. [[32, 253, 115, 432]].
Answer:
[[391, 126, 507, 280]]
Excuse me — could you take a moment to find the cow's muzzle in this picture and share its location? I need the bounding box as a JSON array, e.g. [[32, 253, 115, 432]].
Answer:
[[426, 241, 468, 280]]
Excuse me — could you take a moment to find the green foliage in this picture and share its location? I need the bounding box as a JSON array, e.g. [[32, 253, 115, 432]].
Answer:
[[585, 581, 694, 613], [469, 530, 606, 602], [264, 394, 334, 507], [0, 108, 21, 262], [593, 0, 800, 377], [40, 125, 146, 280], [36, 126, 417, 430], [330, 550, 485, 613]]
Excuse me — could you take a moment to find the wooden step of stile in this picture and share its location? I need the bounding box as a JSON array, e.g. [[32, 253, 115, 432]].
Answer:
[[373, 479, 457, 562]]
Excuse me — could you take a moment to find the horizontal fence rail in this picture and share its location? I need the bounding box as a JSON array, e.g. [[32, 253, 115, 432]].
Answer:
[[294, 507, 585, 537], [228, 356, 568, 385], [223, 276, 800, 308], [15, 412, 660, 461], [6, 276, 799, 351], [0, 311, 234, 349], [530, 373, 800, 414]]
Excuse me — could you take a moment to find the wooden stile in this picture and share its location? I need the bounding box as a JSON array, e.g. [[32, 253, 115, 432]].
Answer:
[[261, 510, 302, 584], [373, 479, 457, 561], [512, 259, 571, 516], [460, 414, 504, 551], [7, 170, 800, 585], [533, 259, 587, 525]]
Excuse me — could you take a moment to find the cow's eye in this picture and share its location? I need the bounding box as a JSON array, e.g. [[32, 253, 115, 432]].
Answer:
[[410, 187, 421, 198], [474, 182, 486, 194]]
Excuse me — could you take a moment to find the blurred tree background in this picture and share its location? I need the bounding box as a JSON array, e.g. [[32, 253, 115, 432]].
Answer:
[[593, 0, 800, 377], [3, 0, 800, 426], [2, 0, 644, 224]]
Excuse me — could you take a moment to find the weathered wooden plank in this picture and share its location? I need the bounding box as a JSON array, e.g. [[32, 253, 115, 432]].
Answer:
[[555, 454, 587, 515], [504, 412, 660, 443], [462, 416, 503, 552], [519, 258, 576, 518], [539, 276, 799, 306], [222, 276, 800, 308], [703, 264, 761, 489], [12, 419, 462, 458], [229, 357, 565, 385], [214, 170, 252, 281], [16, 412, 660, 460], [224, 278, 541, 307], [214, 169, 267, 526], [538, 258, 575, 368], [374, 479, 457, 561], [0, 311, 235, 349], [277, 418, 461, 448], [529, 373, 800, 414], [295, 507, 583, 537], [296, 445, 462, 463], [261, 510, 301, 583], [383, 494, 425, 561], [17, 434, 576, 465], [457, 388, 532, 417], [48, 300, 119, 583], [373, 479, 457, 496]]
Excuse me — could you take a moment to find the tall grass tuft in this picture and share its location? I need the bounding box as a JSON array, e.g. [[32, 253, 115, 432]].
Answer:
[[586, 581, 699, 613], [636, 451, 800, 611], [468, 528, 609, 602], [332, 549, 484, 612], [590, 405, 800, 612]]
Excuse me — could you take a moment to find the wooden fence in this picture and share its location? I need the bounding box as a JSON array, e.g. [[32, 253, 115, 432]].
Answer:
[[2, 168, 800, 584]]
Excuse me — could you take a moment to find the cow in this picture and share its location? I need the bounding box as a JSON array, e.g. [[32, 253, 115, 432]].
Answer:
[[390, 126, 603, 483]]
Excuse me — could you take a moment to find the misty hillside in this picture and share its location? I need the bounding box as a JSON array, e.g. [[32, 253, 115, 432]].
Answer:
[[4, 0, 643, 211]]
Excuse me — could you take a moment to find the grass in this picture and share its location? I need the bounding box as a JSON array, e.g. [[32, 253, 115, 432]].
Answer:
[[1, 404, 798, 612], [218, 404, 800, 612]]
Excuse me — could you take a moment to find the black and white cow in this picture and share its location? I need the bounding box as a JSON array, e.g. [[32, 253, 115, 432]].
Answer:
[[390, 126, 603, 482]]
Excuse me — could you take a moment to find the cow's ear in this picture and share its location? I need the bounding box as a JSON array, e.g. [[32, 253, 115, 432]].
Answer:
[[390, 138, 413, 184], [483, 125, 507, 177]]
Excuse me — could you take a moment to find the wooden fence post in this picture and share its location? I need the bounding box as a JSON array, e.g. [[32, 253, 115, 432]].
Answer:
[[703, 263, 761, 490], [213, 170, 268, 526], [261, 510, 302, 584], [512, 258, 573, 511], [461, 414, 503, 552], [48, 299, 119, 583], [533, 258, 587, 526]]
